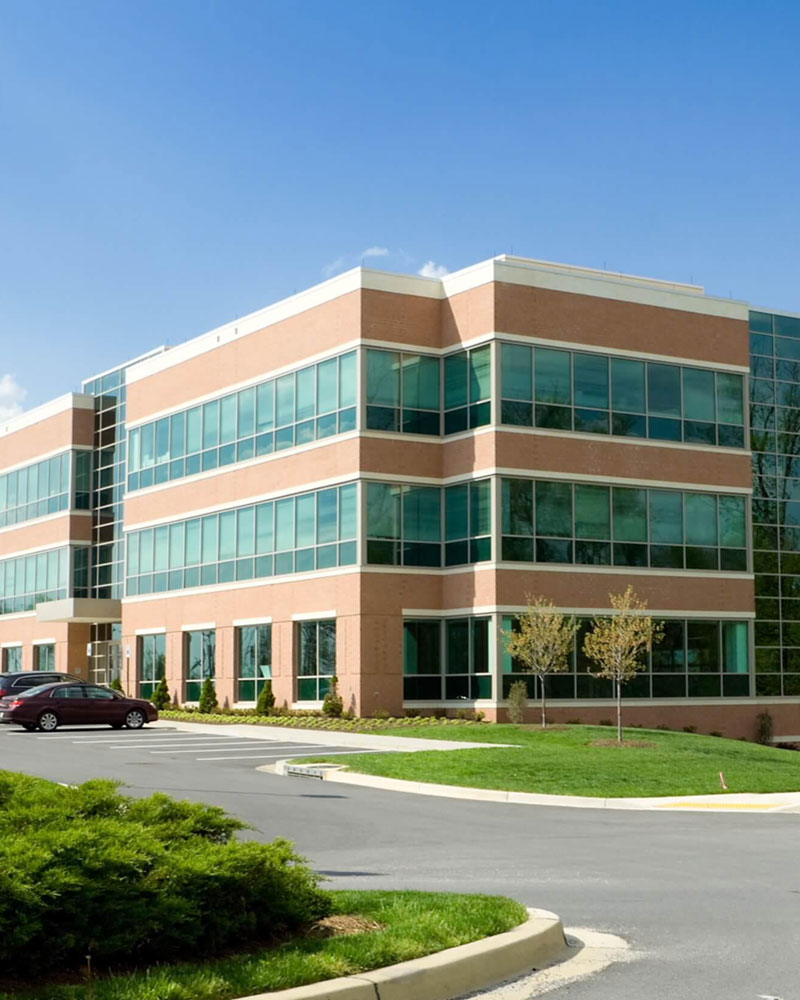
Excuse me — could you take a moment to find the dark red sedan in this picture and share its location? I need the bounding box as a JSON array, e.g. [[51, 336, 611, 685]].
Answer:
[[0, 682, 158, 732]]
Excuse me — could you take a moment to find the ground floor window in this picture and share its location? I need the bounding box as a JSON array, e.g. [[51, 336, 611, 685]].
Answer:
[[296, 619, 335, 701], [139, 633, 166, 699], [2, 646, 22, 672], [185, 630, 215, 701], [403, 617, 491, 700], [237, 624, 271, 701], [501, 617, 750, 699], [34, 644, 55, 671]]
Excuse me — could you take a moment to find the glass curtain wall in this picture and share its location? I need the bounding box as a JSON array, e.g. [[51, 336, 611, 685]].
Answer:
[[750, 310, 800, 695], [502, 617, 750, 699], [501, 479, 747, 571], [126, 483, 357, 595], [0, 451, 90, 528], [127, 352, 357, 491], [500, 343, 746, 446]]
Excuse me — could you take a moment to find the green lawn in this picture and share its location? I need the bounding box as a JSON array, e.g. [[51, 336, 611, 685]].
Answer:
[[296, 724, 800, 797], [2, 891, 526, 1000]]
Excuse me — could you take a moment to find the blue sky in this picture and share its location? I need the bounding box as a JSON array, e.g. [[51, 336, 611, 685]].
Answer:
[[1, 0, 798, 415]]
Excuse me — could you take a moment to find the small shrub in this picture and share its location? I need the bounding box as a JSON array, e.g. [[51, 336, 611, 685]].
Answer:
[[756, 710, 774, 746], [598, 719, 613, 727], [507, 680, 528, 725], [566, 717, 582, 725], [372, 708, 391, 720], [322, 676, 344, 718], [151, 676, 171, 711], [109, 676, 124, 694], [682, 725, 696, 734], [197, 678, 219, 715], [256, 680, 276, 716], [655, 724, 670, 731]]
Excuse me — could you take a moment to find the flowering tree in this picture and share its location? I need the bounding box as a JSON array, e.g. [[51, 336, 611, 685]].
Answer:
[[583, 586, 663, 743], [502, 595, 577, 728]]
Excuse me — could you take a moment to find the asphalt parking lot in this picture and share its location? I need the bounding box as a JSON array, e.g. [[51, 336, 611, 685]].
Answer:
[[1, 724, 366, 772]]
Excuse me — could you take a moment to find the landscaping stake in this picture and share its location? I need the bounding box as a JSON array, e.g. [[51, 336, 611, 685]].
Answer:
[[719, 771, 727, 789]]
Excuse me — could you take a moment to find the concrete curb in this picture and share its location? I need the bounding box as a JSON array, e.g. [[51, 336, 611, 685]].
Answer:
[[237, 908, 567, 1000], [268, 760, 800, 813]]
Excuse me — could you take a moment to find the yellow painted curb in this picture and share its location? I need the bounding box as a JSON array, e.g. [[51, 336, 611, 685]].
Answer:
[[237, 908, 567, 1000]]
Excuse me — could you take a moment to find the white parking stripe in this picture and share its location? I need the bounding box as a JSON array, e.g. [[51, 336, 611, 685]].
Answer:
[[106, 741, 269, 750], [149, 743, 323, 755], [196, 748, 372, 761]]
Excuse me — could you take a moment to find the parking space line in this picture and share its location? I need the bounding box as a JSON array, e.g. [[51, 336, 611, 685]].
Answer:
[[196, 748, 371, 761], [150, 743, 323, 755], [98, 739, 258, 747]]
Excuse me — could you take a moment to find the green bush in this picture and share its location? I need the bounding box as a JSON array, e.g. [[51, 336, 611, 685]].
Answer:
[[109, 676, 124, 694], [0, 772, 330, 975], [151, 675, 171, 711], [198, 677, 219, 714], [322, 676, 344, 717], [255, 680, 276, 716]]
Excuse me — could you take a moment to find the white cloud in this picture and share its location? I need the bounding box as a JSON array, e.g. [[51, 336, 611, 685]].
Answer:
[[418, 260, 449, 279], [360, 246, 390, 259], [321, 256, 346, 278], [0, 374, 26, 422]]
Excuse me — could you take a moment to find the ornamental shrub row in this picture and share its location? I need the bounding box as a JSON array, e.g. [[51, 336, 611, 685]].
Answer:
[[158, 709, 485, 731], [0, 772, 330, 975]]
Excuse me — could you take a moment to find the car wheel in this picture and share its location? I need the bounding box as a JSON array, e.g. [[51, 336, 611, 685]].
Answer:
[[125, 709, 145, 729], [37, 711, 59, 733]]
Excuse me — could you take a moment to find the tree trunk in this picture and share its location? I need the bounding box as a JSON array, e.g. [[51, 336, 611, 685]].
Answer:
[[616, 679, 622, 743], [541, 676, 547, 728]]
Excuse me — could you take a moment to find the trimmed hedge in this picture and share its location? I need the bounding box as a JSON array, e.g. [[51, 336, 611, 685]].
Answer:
[[0, 772, 330, 975], [158, 710, 485, 732]]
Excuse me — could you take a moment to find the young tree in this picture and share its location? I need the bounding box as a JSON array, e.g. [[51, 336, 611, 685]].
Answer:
[[502, 595, 578, 728], [583, 586, 663, 743], [197, 677, 219, 715], [151, 676, 171, 711]]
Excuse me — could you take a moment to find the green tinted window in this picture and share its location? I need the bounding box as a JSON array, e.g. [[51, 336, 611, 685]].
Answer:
[[366, 350, 399, 406], [682, 368, 715, 421], [649, 491, 683, 543], [444, 353, 468, 408], [501, 343, 532, 400], [613, 488, 647, 541], [402, 354, 439, 409], [685, 493, 717, 545], [611, 358, 645, 412], [574, 485, 610, 539], [535, 348, 571, 404], [647, 364, 681, 416], [536, 481, 572, 536], [403, 486, 441, 541], [719, 495, 746, 547], [502, 479, 533, 535], [469, 345, 491, 401], [716, 373, 744, 424], [573, 354, 608, 409]]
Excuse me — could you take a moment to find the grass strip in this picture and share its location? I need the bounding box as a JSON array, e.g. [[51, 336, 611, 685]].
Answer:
[[3, 891, 526, 1000], [296, 724, 800, 797]]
